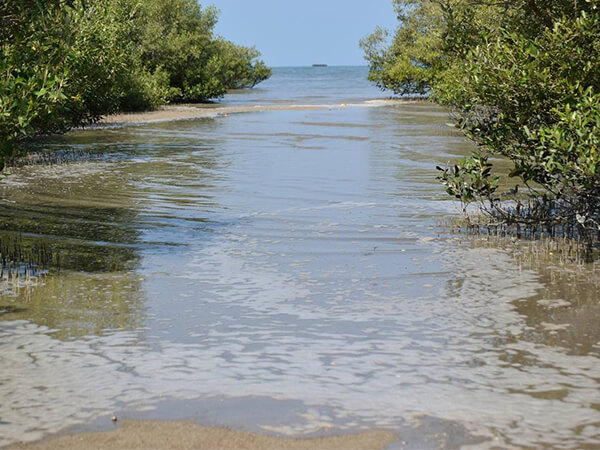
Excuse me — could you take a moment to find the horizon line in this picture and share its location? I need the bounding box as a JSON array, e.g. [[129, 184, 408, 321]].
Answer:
[[267, 64, 369, 68]]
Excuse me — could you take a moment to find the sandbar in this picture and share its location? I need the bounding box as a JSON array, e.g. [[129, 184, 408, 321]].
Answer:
[[94, 99, 415, 128], [10, 420, 397, 450], [96, 104, 328, 127]]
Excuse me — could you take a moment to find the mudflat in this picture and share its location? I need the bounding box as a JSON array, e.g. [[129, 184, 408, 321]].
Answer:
[[10, 420, 397, 450]]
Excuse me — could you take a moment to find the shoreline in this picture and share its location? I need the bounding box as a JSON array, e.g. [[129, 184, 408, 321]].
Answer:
[[8, 420, 397, 450], [87, 99, 421, 129]]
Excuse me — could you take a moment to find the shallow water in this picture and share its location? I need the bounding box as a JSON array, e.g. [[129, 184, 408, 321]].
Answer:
[[1, 67, 599, 449]]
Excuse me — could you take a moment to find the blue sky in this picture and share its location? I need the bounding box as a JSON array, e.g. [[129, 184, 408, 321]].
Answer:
[[212, 1, 398, 67]]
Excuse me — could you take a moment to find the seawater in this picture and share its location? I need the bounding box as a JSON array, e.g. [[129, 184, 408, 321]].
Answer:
[[0, 67, 599, 449], [225, 66, 386, 105]]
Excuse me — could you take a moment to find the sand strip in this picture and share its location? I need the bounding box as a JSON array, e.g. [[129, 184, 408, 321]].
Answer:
[[96, 104, 331, 128], [92, 99, 415, 128], [9, 420, 397, 450]]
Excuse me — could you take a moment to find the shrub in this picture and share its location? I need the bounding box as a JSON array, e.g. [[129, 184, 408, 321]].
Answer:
[[365, 1, 600, 255], [0, 0, 271, 157], [119, 67, 175, 112]]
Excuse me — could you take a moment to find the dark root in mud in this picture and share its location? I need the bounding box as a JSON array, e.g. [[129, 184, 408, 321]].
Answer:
[[446, 199, 600, 264], [0, 233, 60, 293], [438, 158, 600, 261], [481, 195, 599, 262], [438, 152, 600, 262], [442, 216, 600, 290], [5, 149, 101, 168]]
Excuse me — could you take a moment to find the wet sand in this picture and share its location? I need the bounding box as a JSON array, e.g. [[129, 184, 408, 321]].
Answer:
[[97, 104, 331, 127], [10, 420, 397, 450], [96, 100, 412, 127]]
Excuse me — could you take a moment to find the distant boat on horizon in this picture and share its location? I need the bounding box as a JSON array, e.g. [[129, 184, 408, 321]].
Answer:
[[312, 64, 328, 67]]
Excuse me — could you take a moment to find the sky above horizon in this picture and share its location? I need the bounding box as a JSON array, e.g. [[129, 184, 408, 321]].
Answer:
[[212, 1, 398, 67]]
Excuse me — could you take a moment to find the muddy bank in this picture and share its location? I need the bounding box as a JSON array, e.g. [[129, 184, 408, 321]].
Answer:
[[9, 421, 397, 450]]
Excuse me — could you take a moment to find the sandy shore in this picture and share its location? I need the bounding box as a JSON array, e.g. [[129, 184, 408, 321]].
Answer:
[[93, 99, 411, 128], [96, 104, 331, 128], [9, 420, 397, 450]]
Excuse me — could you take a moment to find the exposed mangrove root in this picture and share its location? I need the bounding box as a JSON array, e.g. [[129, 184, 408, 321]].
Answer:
[[443, 211, 599, 267], [442, 218, 600, 291], [0, 233, 60, 294], [4, 149, 100, 168], [437, 187, 600, 263]]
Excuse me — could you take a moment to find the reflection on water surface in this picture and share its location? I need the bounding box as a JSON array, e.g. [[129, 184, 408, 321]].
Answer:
[[0, 101, 599, 449]]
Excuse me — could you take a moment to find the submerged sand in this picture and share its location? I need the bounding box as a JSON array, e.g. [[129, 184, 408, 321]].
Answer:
[[10, 420, 397, 450]]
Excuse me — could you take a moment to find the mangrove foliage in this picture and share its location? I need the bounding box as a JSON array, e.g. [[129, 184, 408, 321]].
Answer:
[[363, 0, 600, 256], [0, 0, 271, 168]]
